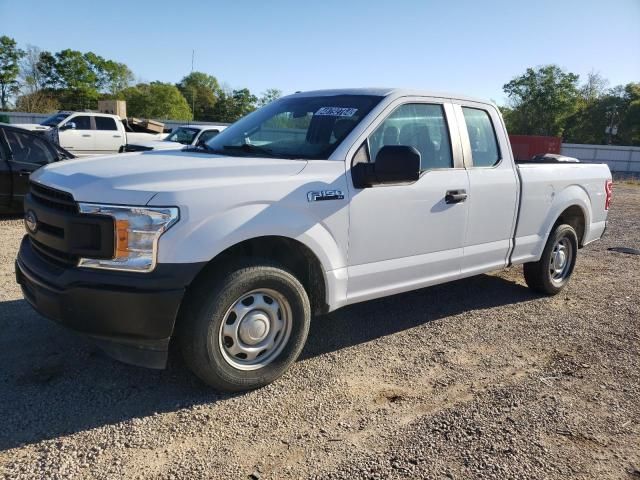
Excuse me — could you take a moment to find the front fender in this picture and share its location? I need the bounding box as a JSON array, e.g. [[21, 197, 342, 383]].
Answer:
[[156, 201, 348, 274]]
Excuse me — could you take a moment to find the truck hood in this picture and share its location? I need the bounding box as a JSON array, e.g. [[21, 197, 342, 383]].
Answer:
[[13, 123, 51, 132], [31, 150, 309, 205]]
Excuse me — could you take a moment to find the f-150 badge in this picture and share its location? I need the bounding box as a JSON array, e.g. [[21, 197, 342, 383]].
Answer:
[[307, 190, 345, 202]]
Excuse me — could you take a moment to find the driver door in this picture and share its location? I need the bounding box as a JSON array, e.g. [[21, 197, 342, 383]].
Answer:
[[58, 115, 95, 155], [3, 128, 58, 206], [0, 128, 11, 208], [346, 99, 469, 303]]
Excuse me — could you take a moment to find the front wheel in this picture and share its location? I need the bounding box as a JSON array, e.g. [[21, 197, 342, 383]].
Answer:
[[180, 260, 311, 392], [523, 223, 578, 295]]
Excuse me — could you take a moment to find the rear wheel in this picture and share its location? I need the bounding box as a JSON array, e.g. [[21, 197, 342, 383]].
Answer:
[[523, 223, 578, 295], [179, 260, 311, 392]]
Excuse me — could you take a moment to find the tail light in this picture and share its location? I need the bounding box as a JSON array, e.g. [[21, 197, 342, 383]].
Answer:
[[605, 179, 613, 210]]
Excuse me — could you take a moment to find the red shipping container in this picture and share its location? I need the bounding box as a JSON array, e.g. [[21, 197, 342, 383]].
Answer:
[[509, 135, 562, 161]]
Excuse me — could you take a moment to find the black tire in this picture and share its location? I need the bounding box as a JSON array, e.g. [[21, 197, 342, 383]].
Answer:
[[523, 223, 578, 295], [179, 259, 311, 392]]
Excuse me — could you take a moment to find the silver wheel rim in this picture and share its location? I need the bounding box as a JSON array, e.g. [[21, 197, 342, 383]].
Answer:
[[549, 237, 573, 284], [218, 288, 292, 371]]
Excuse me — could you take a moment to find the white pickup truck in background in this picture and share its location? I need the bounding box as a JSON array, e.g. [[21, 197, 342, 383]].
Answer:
[[17, 111, 167, 156], [126, 124, 227, 152], [16, 88, 612, 392]]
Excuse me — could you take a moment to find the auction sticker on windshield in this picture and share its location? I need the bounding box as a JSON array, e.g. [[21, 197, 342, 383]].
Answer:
[[315, 107, 358, 117]]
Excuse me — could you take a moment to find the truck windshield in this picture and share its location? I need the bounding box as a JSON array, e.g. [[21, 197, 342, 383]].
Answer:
[[166, 127, 199, 144], [40, 112, 71, 127], [204, 94, 382, 159]]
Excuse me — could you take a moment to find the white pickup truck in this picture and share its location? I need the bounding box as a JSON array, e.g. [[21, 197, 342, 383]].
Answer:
[[126, 124, 227, 152], [16, 88, 612, 392], [17, 111, 166, 156]]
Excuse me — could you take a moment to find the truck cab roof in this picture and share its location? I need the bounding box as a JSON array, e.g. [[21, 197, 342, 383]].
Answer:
[[290, 88, 493, 106]]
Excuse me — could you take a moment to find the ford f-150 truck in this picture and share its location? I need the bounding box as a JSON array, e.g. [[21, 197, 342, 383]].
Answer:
[[15, 89, 612, 392]]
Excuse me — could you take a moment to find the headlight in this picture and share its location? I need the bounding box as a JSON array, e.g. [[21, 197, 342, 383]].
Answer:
[[77, 203, 179, 272]]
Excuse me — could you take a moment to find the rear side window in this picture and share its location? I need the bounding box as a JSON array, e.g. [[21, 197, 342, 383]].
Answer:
[[70, 116, 92, 130], [368, 103, 453, 171], [95, 116, 118, 131], [462, 107, 500, 167]]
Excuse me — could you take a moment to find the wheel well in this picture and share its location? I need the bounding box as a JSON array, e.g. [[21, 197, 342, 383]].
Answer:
[[556, 205, 586, 247], [189, 236, 328, 315]]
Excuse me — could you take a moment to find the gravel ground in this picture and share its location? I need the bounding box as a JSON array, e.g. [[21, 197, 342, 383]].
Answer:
[[0, 185, 638, 480]]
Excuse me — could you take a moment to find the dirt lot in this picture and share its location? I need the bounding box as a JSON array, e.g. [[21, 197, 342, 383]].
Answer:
[[0, 185, 638, 480]]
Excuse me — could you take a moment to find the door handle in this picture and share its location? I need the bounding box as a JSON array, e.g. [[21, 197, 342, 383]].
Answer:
[[445, 189, 467, 204], [18, 169, 32, 177], [113, 135, 122, 138], [82, 134, 91, 137]]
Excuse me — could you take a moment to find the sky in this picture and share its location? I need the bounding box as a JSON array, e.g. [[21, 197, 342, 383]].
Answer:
[[2, 0, 639, 105]]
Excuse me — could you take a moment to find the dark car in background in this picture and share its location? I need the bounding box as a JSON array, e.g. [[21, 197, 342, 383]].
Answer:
[[0, 124, 74, 215]]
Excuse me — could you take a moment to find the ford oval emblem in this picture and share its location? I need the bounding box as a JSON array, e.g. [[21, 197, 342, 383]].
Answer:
[[25, 210, 38, 234]]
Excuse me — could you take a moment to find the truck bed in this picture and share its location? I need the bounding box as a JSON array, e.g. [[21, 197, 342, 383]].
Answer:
[[511, 162, 611, 264]]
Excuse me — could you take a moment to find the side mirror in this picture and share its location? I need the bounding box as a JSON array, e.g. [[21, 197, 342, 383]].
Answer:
[[61, 122, 76, 131], [352, 145, 421, 188]]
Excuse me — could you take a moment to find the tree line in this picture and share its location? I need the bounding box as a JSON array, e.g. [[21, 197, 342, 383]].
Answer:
[[1, 35, 638, 144], [0, 35, 281, 123], [501, 65, 639, 146]]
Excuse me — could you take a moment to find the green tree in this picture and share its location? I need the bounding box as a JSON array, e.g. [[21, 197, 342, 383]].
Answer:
[[503, 65, 580, 136], [564, 82, 640, 146], [121, 82, 192, 120], [211, 88, 257, 122], [100, 60, 134, 96], [258, 88, 282, 107], [36, 51, 59, 89], [52, 49, 101, 109], [0, 35, 25, 110], [177, 71, 220, 121], [617, 83, 640, 145]]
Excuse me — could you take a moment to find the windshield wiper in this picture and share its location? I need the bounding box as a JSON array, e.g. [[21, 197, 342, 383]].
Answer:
[[183, 143, 224, 154], [221, 144, 277, 156]]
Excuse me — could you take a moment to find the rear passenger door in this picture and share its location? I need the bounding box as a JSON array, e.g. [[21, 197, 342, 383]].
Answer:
[[93, 116, 123, 154], [347, 99, 469, 303], [453, 103, 519, 275]]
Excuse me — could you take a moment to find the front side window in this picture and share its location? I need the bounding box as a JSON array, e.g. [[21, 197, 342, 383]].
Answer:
[[95, 116, 118, 131], [368, 103, 453, 170], [205, 95, 382, 159], [68, 116, 92, 130], [3, 129, 56, 166], [166, 127, 199, 144], [462, 107, 500, 167], [198, 129, 219, 143]]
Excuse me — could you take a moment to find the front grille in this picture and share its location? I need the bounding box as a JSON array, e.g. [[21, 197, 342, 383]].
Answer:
[[26, 182, 114, 266], [29, 182, 77, 213], [27, 183, 80, 266], [30, 237, 79, 267]]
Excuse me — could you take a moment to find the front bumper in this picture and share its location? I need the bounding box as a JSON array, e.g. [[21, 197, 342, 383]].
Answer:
[[16, 235, 204, 369]]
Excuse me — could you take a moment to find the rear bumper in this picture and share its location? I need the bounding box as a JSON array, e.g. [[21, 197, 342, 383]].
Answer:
[[16, 235, 204, 368]]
